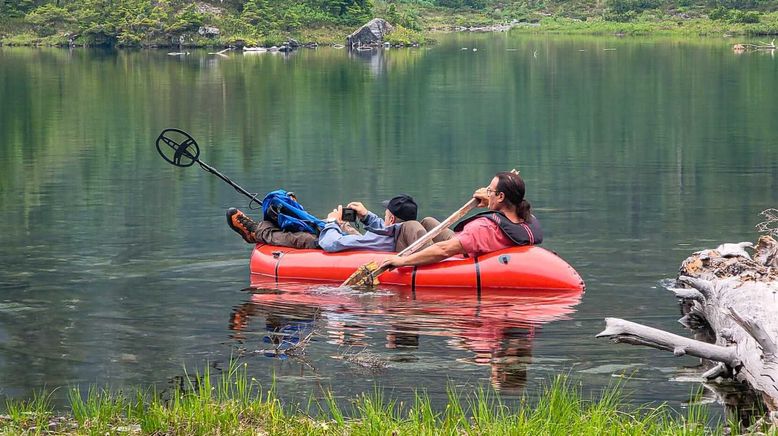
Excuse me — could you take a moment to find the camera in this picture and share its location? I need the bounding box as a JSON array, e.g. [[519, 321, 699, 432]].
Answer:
[[341, 207, 358, 222]]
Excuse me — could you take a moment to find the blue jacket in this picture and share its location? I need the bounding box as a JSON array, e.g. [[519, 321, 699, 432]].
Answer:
[[318, 211, 401, 252]]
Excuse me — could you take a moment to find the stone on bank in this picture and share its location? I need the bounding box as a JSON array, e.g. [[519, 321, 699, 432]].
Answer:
[[347, 18, 393, 48]]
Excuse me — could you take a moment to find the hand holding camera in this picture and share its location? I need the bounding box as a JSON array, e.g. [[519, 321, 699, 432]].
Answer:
[[327, 205, 359, 223], [346, 202, 368, 219], [327, 201, 367, 224]]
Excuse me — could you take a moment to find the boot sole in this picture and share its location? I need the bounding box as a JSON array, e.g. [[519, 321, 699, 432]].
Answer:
[[227, 208, 256, 243]]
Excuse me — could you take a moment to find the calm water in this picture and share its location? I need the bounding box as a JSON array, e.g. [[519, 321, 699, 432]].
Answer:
[[1, 34, 777, 413]]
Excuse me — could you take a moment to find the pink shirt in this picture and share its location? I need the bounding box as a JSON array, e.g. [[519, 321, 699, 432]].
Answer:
[[455, 217, 514, 258]]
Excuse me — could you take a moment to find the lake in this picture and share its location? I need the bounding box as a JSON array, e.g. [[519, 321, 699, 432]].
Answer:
[[1, 33, 777, 414]]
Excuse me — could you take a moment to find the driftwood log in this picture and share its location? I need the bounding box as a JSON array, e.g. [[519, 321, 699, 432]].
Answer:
[[733, 39, 777, 53], [597, 232, 778, 419]]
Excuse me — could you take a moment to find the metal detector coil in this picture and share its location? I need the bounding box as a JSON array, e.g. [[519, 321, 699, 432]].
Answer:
[[156, 128, 200, 168]]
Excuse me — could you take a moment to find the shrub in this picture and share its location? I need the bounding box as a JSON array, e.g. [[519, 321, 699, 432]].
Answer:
[[340, 0, 374, 25], [2, 31, 40, 45], [168, 3, 205, 32], [603, 0, 663, 22], [708, 7, 761, 23], [731, 10, 760, 23], [386, 5, 424, 30], [603, 9, 638, 21], [117, 29, 143, 46], [384, 23, 425, 45], [436, 0, 488, 10], [1, 0, 38, 18], [260, 32, 287, 46], [708, 6, 730, 20], [606, 0, 661, 14], [241, 0, 282, 32], [394, 0, 433, 5], [25, 4, 73, 36], [708, 0, 757, 9], [288, 3, 337, 27], [500, 2, 531, 21], [217, 14, 258, 36]]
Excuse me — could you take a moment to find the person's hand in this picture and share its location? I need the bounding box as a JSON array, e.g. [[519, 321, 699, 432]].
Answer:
[[346, 201, 369, 219], [327, 205, 344, 223], [473, 187, 489, 207], [340, 222, 361, 235], [380, 255, 406, 270]]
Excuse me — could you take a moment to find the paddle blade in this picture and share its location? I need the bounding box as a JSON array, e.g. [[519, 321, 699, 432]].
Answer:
[[341, 261, 381, 287]]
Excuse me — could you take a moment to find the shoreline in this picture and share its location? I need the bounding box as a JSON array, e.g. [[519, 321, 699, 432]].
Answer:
[[2, 14, 778, 49]]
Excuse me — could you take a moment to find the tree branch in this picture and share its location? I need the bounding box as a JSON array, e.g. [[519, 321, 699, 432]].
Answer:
[[729, 307, 778, 358], [597, 317, 738, 366]]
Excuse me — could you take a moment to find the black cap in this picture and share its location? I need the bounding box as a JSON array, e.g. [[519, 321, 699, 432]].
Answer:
[[381, 194, 418, 221]]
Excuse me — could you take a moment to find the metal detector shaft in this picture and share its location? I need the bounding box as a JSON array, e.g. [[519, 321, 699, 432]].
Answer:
[[196, 160, 259, 202]]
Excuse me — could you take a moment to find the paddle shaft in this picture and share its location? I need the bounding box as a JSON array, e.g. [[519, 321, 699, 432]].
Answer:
[[365, 197, 481, 279]]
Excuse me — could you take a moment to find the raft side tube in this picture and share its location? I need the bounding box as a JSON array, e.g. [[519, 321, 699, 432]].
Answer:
[[250, 244, 584, 291]]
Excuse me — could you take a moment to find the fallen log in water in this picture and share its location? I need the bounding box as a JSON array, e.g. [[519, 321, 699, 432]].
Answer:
[[597, 227, 778, 421], [733, 39, 777, 53]]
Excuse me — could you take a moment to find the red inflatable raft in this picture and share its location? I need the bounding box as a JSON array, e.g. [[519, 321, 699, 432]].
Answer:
[[250, 244, 584, 292]]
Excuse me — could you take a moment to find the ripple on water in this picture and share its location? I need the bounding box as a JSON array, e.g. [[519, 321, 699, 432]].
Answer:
[[227, 281, 585, 398]]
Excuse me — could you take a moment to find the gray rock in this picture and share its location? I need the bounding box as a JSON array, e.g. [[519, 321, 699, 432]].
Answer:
[[198, 26, 220, 37], [347, 18, 393, 48]]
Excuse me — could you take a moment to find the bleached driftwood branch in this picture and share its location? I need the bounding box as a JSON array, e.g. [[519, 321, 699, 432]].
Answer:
[[598, 235, 778, 411], [596, 318, 738, 364], [728, 307, 778, 358]]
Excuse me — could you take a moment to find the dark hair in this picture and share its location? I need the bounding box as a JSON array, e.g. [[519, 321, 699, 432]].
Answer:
[[495, 171, 531, 222]]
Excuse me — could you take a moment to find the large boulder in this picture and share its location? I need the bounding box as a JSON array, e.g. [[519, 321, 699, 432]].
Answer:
[[198, 26, 220, 37], [346, 18, 393, 48]]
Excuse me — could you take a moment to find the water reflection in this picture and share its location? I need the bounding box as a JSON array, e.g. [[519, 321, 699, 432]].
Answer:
[[229, 278, 582, 394], [348, 48, 386, 76]]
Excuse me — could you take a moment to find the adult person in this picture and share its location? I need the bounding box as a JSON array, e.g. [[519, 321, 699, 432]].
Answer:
[[318, 194, 428, 253], [380, 171, 542, 269], [226, 194, 427, 251]]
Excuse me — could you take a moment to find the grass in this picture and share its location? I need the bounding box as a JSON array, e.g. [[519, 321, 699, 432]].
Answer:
[[0, 360, 742, 435], [509, 13, 778, 36]]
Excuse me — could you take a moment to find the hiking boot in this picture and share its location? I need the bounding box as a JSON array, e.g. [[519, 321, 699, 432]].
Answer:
[[227, 208, 259, 243]]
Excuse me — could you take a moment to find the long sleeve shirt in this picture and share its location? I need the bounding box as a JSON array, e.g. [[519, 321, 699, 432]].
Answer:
[[317, 211, 399, 252]]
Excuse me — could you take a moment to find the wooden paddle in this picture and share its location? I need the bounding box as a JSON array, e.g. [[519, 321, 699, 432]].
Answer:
[[340, 197, 481, 288]]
